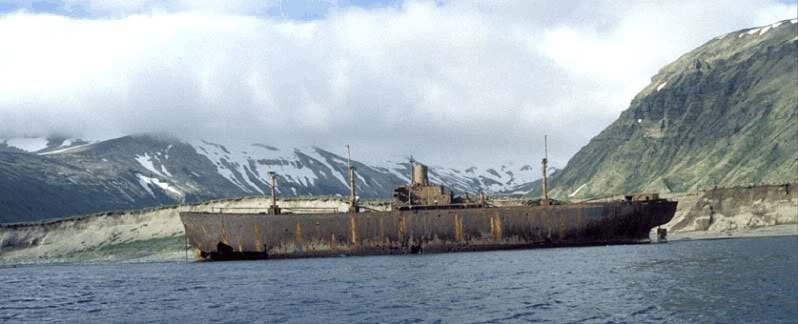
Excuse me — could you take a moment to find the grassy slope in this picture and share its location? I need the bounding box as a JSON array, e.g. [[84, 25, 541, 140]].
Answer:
[[548, 21, 797, 199]]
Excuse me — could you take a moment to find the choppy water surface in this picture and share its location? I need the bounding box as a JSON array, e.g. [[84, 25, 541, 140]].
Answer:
[[2, 236, 797, 323]]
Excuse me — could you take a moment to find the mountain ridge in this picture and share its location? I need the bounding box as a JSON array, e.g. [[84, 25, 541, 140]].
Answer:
[[3, 19, 794, 221], [0, 134, 543, 223], [544, 19, 798, 199]]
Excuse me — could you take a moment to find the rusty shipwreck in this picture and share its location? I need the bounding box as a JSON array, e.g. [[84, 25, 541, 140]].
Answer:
[[180, 146, 677, 260]]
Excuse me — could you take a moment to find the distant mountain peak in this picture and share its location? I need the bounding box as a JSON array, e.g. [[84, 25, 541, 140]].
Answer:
[[1, 132, 548, 223]]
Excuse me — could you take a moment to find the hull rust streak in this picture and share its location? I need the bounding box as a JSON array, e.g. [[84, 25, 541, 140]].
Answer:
[[180, 199, 677, 261]]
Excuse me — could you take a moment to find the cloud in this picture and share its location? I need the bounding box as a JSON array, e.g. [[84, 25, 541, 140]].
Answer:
[[2, 0, 278, 16], [0, 1, 795, 168]]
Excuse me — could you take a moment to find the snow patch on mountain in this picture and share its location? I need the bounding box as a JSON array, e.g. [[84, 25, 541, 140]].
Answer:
[[301, 148, 348, 186], [3, 138, 48, 152], [739, 19, 793, 38], [39, 143, 94, 155], [135, 153, 167, 177], [569, 183, 587, 197], [136, 173, 183, 199], [423, 162, 538, 194], [191, 140, 335, 194], [384, 161, 412, 182], [191, 140, 541, 196]]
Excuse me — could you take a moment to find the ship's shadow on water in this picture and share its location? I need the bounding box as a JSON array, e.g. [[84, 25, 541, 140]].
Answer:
[[1, 236, 796, 323]]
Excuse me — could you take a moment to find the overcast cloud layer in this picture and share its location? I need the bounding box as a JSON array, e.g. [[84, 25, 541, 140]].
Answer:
[[0, 0, 795, 167]]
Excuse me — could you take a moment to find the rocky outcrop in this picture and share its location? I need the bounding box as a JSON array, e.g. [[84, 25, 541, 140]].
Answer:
[[665, 183, 797, 233]]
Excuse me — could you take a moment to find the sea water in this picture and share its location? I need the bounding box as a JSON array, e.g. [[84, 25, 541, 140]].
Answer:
[[1, 236, 796, 323]]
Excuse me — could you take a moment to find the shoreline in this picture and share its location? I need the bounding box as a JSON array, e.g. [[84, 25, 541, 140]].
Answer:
[[668, 224, 798, 241], [2, 224, 796, 267]]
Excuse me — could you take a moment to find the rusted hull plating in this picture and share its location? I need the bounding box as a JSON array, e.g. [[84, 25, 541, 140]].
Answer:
[[180, 200, 677, 260]]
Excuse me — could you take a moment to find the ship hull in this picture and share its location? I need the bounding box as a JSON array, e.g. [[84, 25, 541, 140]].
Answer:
[[180, 200, 677, 260]]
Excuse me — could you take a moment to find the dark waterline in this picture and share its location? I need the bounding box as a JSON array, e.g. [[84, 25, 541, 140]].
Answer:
[[2, 236, 797, 323]]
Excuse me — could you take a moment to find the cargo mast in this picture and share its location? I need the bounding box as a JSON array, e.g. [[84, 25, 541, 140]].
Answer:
[[542, 135, 549, 207], [346, 144, 359, 213], [268, 171, 281, 215], [408, 156, 415, 208]]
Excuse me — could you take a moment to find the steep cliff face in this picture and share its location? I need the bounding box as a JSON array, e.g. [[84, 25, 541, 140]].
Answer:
[[664, 183, 797, 233], [549, 20, 798, 199]]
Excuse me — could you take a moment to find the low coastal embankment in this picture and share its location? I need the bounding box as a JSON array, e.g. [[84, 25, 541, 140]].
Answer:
[[1, 184, 795, 265], [0, 197, 387, 265], [662, 183, 797, 239]]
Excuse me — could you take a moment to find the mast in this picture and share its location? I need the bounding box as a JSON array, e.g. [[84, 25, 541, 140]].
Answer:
[[542, 135, 549, 207], [268, 171, 281, 215], [408, 156, 415, 208], [346, 144, 358, 213]]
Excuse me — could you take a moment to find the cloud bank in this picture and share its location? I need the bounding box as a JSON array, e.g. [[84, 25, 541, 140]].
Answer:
[[0, 0, 795, 167]]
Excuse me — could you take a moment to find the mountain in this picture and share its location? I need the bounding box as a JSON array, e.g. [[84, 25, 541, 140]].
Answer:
[[546, 19, 798, 199], [0, 135, 539, 223], [10, 19, 791, 221]]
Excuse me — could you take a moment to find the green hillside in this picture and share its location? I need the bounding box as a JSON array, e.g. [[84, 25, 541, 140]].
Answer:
[[548, 20, 798, 199]]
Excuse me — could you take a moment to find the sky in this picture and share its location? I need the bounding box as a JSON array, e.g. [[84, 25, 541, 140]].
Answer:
[[0, 0, 796, 168]]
